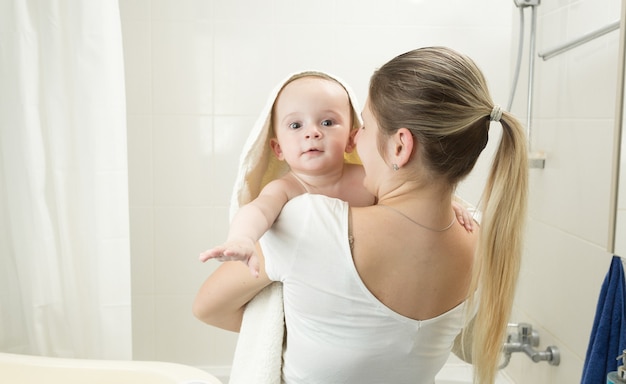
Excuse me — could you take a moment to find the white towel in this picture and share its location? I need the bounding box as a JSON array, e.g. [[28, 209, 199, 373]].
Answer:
[[227, 70, 362, 384]]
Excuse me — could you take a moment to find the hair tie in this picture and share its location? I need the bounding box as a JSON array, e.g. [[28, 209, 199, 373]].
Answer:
[[490, 105, 503, 122]]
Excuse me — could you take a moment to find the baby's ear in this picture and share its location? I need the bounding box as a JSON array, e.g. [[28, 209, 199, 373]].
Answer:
[[270, 138, 285, 160], [345, 129, 358, 153]]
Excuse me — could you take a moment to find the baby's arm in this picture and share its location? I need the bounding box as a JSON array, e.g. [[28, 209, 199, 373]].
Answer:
[[199, 178, 299, 276]]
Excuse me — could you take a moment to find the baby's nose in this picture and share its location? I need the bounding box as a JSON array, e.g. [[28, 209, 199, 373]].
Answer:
[[305, 126, 322, 139]]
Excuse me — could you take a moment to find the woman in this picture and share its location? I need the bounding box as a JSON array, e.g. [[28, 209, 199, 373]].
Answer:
[[193, 46, 528, 384]]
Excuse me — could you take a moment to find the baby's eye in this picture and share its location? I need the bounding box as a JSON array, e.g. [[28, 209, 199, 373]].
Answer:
[[321, 119, 334, 127], [289, 122, 302, 129]]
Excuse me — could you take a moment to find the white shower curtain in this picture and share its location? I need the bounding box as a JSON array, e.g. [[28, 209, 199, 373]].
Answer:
[[0, 0, 131, 359]]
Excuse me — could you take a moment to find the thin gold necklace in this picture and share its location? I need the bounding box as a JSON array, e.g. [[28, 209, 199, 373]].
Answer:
[[378, 204, 456, 232]]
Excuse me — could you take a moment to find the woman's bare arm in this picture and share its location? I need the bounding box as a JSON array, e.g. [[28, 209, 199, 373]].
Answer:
[[193, 244, 272, 332]]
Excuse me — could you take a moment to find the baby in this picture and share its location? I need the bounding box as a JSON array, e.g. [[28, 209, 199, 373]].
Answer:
[[200, 72, 472, 276]]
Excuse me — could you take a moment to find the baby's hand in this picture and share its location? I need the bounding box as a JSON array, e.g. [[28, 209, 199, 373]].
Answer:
[[199, 239, 260, 277], [452, 201, 475, 233]]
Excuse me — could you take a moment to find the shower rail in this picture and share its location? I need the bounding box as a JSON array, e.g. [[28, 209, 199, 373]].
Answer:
[[538, 21, 620, 61]]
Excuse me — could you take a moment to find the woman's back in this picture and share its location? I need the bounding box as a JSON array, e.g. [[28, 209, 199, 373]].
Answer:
[[351, 201, 477, 322], [261, 194, 472, 383]]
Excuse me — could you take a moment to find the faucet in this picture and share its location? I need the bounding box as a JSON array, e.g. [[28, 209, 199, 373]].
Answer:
[[500, 323, 560, 369]]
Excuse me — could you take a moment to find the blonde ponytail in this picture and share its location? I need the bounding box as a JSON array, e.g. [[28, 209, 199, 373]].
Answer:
[[470, 112, 528, 383]]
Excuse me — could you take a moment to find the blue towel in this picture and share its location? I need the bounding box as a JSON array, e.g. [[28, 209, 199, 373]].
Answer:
[[581, 256, 626, 383]]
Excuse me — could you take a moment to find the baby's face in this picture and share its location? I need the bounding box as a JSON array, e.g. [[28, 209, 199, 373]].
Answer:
[[270, 76, 354, 174]]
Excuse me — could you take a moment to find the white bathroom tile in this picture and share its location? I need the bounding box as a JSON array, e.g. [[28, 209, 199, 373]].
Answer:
[[269, 26, 339, 74], [151, 20, 213, 115], [607, 0, 622, 19], [548, 349, 585, 384], [213, 0, 276, 23], [154, 294, 238, 366], [130, 206, 155, 295], [213, 22, 275, 115], [518, 220, 611, 356], [212, 116, 255, 207], [337, 0, 512, 28], [535, 0, 570, 15], [563, 43, 618, 119], [529, 118, 614, 247], [537, 1, 620, 121], [335, 0, 407, 27], [127, 115, 153, 206], [568, 0, 612, 41], [329, 25, 403, 102], [209, 206, 230, 246], [153, 206, 219, 295], [273, 0, 337, 24], [536, 7, 568, 54], [393, 0, 459, 28], [131, 295, 156, 361], [205, 326, 239, 366], [333, 24, 513, 108], [152, 115, 213, 206], [151, 0, 212, 21], [393, 0, 511, 28], [120, 20, 152, 115], [533, 11, 568, 120]]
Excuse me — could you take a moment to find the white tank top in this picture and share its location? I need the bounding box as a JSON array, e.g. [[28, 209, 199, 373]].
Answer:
[[261, 194, 468, 384]]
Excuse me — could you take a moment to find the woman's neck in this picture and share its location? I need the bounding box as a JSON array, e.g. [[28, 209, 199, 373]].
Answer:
[[376, 179, 455, 222]]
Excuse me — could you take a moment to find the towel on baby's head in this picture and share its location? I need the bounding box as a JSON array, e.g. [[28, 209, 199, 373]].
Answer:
[[228, 70, 363, 384]]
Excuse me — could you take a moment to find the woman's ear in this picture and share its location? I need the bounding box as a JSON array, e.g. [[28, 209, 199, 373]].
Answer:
[[270, 138, 285, 160], [392, 128, 414, 167]]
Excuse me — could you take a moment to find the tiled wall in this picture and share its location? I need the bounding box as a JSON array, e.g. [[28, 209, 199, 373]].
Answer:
[[504, 0, 622, 383], [120, 0, 623, 382]]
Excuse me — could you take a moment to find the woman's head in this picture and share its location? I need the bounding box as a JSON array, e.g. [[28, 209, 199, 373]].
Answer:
[[367, 46, 497, 186]]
